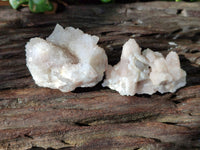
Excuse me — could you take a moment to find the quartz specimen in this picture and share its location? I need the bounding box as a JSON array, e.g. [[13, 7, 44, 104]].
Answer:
[[26, 24, 108, 92], [102, 39, 186, 96]]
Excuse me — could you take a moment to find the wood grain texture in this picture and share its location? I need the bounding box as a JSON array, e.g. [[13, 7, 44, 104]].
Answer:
[[0, 2, 200, 150]]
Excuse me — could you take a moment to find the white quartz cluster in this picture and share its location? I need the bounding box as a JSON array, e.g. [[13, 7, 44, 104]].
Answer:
[[26, 24, 108, 92], [102, 39, 186, 96]]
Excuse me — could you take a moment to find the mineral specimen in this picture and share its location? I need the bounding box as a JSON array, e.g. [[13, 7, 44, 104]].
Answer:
[[102, 39, 186, 96], [26, 24, 108, 92]]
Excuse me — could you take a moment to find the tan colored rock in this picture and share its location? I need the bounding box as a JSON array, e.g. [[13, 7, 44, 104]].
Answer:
[[103, 39, 186, 96]]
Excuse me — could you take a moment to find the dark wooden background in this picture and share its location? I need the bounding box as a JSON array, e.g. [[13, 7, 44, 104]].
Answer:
[[0, 2, 200, 150]]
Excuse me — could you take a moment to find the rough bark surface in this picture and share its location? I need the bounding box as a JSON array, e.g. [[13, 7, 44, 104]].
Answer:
[[0, 2, 200, 150]]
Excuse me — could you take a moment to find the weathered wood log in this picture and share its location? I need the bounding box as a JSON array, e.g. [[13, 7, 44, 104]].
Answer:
[[0, 2, 200, 150]]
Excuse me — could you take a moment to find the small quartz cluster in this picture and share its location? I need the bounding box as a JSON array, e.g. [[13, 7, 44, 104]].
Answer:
[[26, 24, 108, 92], [102, 39, 186, 96]]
